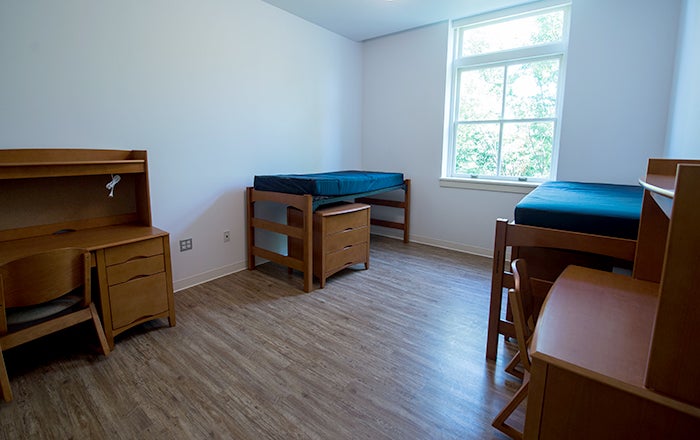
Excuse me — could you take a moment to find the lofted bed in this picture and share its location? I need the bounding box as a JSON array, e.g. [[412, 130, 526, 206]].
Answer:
[[246, 171, 410, 292]]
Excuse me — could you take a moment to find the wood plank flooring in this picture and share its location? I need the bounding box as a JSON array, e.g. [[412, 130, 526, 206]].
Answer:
[[0, 235, 523, 439]]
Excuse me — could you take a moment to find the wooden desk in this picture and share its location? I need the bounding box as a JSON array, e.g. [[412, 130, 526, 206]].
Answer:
[[526, 266, 700, 438], [524, 158, 700, 438], [0, 149, 176, 348]]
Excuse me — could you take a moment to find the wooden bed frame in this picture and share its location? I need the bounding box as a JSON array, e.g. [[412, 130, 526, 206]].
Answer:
[[486, 218, 638, 360], [246, 179, 411, 292]]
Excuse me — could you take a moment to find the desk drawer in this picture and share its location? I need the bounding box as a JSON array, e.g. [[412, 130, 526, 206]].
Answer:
[[109, 272, 169, 330], [105, 238, 163, 266], [325, 227, 368, 253], [325, 243, 367, 273], [324, 209, 368, 234], [106, 254, 165, 286]]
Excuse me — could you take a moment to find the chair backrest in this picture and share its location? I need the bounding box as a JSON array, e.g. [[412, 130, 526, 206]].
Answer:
[[0, 248, 90, 310], [509, 258, 536, 372]]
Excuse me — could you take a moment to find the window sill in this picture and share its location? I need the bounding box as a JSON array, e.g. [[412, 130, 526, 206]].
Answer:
[[439, 177, 540, 194]]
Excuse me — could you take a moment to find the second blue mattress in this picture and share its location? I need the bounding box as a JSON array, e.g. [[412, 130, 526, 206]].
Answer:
[[514, 181, 643, 239]]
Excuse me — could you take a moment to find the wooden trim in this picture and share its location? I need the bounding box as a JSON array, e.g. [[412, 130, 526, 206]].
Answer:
[[0, 213, 140, 242], [370, 218, 405, 230], [0, 308, 92, 350], [251, 218, 304, 239], [251, 246, 305, 272], [356, 197, 405, 209]]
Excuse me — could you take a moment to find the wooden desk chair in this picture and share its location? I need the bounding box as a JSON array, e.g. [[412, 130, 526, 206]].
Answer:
[[493, 258, 535, 439], [0, 248, 110, 402]]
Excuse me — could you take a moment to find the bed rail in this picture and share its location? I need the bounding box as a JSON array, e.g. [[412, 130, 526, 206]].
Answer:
[[486, 218, 637, 360]]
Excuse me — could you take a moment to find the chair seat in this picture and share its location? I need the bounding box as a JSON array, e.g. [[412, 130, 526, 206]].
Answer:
[[7, 294, 82, 327]]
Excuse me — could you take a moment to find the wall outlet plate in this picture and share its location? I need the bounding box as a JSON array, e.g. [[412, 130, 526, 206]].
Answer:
[[224, 230, 231, 242], [179, 238, 193, 252]]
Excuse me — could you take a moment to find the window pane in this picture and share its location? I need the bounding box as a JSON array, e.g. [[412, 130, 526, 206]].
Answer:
[[460, 10, 564, 57], [458, 67, 504, 121], [454, 123, 500, 176], [504, 59, 560, 119], [500, 122, 554, 178]]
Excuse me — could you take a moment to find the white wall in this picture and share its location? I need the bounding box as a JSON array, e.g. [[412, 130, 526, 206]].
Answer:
[[362, 0, 682, 256], [557, 0, 681, 182], [666, 0, 700, 158], [0, 0, 362, 289]]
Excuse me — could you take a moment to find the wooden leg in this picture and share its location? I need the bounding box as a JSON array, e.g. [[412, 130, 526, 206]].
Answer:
[[504, 351, 524, 380], [246, 187, 256, 271], [90, 304, 111, 356], [487, 219, 508, 360], [302, 196, 313, 293], [0, 349, 13, 402], [403, 179, 411, 243], [492, 378, 529, 440]]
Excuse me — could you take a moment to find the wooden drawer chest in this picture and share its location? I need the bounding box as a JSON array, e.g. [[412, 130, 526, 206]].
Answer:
[[96, 234, 176, 348], [288, 203, 370, 288]]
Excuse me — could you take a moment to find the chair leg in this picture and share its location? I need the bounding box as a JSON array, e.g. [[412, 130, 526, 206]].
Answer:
[[504, 351, 524, 380], [492, 379, 529, 440], [89, 304, 111, 356], [0, 349, 13, 402]]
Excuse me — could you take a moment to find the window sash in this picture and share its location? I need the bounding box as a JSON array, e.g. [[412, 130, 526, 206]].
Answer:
[[446, 2, 570, 182]]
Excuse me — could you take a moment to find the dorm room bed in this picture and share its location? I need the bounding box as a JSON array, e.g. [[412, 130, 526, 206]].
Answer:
[[246, 171, 411, 292], [486, 181, 644, 360]]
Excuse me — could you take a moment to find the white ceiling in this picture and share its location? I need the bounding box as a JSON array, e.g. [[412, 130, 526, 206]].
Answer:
[[261, 0, 536, 42]]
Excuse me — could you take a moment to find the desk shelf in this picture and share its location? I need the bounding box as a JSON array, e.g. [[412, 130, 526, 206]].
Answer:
[[0, 160, 146, 179]]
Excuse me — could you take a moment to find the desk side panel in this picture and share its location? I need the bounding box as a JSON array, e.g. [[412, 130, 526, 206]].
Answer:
[[645, 164, 700, 406], [536, 364, 700, 439]]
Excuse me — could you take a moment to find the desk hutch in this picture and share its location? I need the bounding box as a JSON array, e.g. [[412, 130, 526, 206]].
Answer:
[[0, 149, 175, 348], [525, 158, 700, 438]]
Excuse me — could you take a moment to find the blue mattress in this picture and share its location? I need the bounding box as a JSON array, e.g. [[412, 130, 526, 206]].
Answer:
[[254, 171, 405, 197], [514, 181, 643, 239]]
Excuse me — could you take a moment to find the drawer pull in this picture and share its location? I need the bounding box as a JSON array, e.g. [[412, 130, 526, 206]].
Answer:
[[343, 245, 353, 250], [123, 274, 152, 283], [344, 227, 353, 232], [124, 255, 150, 263]]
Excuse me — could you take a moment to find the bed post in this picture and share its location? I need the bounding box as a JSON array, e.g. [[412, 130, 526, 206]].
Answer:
[[487, 218, 509, 361], [246, 187, 255, 270], [403, 179, 411, 243], [302, 195, 313, 292]]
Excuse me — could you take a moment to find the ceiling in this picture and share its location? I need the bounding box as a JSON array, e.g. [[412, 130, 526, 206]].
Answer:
[[260, 0, 535, 42]]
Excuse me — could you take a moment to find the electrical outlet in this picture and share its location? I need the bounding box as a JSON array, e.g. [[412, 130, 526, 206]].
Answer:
[[179, 238, 193, 252], [223, 230, 231, 242]]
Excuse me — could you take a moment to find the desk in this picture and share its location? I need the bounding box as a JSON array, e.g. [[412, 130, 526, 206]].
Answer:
[[0, 149, 176, 348], [525, 266, 700, 439], [0, 225, 176, 349]]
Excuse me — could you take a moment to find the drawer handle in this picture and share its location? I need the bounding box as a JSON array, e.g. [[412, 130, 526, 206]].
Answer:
[[123, 273, 153, 283], [343, 245, 353, 250], [343, 227, 353, 232], [124, 255, 153, 263]]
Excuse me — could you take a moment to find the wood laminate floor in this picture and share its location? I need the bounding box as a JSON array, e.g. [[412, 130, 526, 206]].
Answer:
[[0, 236, 523, 439]]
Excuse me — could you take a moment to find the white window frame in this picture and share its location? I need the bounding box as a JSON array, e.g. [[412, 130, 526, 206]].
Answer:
[[441, 0, 571, 192]]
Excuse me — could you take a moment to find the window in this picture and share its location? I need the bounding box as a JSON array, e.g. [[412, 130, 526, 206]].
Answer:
[[444, 1, 571, 184]]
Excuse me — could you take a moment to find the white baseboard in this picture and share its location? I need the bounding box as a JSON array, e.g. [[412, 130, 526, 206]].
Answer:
[[370, 227, 493, 258], [173, 261, 247, 292], [174, 232, 494, 292]]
